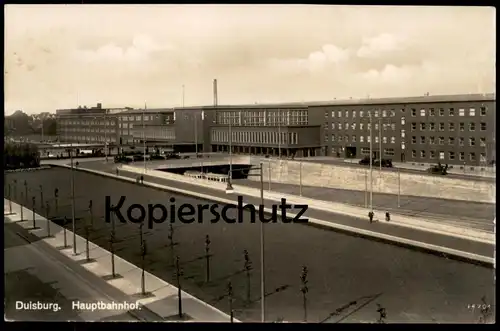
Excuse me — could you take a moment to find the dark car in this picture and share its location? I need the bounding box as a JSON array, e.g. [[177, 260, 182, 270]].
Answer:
[[150, 154, 165, 161], [358, 156, 372, 165], [114, 155, 131, 164], [374, 159, 393, 168], [427, 163, 448, 175]]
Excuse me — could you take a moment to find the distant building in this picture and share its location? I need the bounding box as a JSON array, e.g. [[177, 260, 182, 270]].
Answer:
[[54, 93, 496, 166]]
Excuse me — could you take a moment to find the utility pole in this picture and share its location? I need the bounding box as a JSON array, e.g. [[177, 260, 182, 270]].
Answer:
[[205, 235, 211, 282], [369, 113, 373, 212], [378, 117, 382, 193], [70, 150, 77, 255], [227, 110, 233, 190], [143, 102, 147, 173], [243, 249, 253, 303], [278, 109, 282, 158], [300, 266, 309, 323], [104, 110, 108, 163]]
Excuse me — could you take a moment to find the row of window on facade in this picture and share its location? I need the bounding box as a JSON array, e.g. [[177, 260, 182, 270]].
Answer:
[[216, 110, 309, 126], [129, 128, 176, 140], [62, 136, 116, 142], [62, 127, 116, 133], [58, 119, 116, 126], [411, 136, 487, 146], [326, 135, 397, 144], [411, 122, 487, 131], [211, 130, 299, 145], [327, 122, 397, 130], [411, 107, 487, 117], [325, 106, 488, 119], [119, 114, 174, 125], [410, 150, 487, 162]]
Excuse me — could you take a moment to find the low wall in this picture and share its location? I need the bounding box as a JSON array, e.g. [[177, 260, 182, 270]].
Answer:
[[153, 155, 252, 170], [247, 159, 495, 204]]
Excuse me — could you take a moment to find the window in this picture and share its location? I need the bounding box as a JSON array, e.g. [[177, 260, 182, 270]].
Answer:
[[382, 110, 387, 117], [439, 108, 445, 116], [352, 135, 356, 142], [401, 117, 406, 125], [360, 110, 364, 117], [361, 147, 370, 155], [459, 152, 465, 161], [411, 150, 417, 158], [470, 153, 476, 161], [375, 123, 379, 130], [448, 137, 455, 145], [459, 123, 465, 131], [390, 110, 396, 117], [480, 122, 487, 131], [401, 130, 406, 138], [367, 136, 371, 143], [429, 123, 435, 131], [382, 136, 387, 143], [429, 108, 435, 116], [439, 123, 445, 131], [331, 134, 335, 142], [374, 110, 379, 117], [459, 108, 465, 116], [352, 111, 357, 118], [429, 136, 435, 144], [449, 123, 455, 131], [449, 108, 455, 116], [480, 137, 486, 147], [469, 137, 475, 146], [331, 123, 336, 129], [449, 151, 455, 160], [351, 123, 357, 130], [412, 136, 417, 144], [331, 147, 336, 154], [439, 151, 445, 160], [411, 108, 417, 116], [430, 150, 436, 159], [459, 137, 464, 146], [338, 111, 342, 117], [338, 136, 343, 142], [420, 136, 426, 144], [344, 122, 349, 130], [469, 122, 475, 131], [420, 150, 426, 158], [375, 136, 379, 143], [420, 109, 426, 116], [438, 137, 444, 145], [345, 135, 349, 142], [384, 148, 395, 156], [324, 111, 329, 118], [401, 108, 406, 113], [480, 153, 487, 163], [420, 123, 426, 130], [360, 136, 364, 143], [324, 134, 329, 142], [411, 122, 417, 131], [480, 107, 486, 116], [360, 123, 364, 130], [469, 108, 475, 116], [331, 111, 335, 118], [390, 137, 395, 144], [345, 110, 349, 118], [324, 123, 328, 129]]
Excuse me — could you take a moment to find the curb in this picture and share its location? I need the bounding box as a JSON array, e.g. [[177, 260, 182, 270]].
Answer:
[[5, 166, 52, 173], [48, 164, 494, 268]]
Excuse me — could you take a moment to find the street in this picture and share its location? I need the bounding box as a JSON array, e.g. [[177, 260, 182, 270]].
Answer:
[[5, 168, 496, 323]]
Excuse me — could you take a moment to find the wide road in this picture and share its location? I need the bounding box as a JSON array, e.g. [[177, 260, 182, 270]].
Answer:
[[4, 221, 162, 321], [6, 168, 495, 323]]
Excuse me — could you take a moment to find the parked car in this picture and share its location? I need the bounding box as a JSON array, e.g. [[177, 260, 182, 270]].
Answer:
[[114, 155, 132, 164], [374, 159, 393, 168], [358, 156, 372, 165], [427, 163, 448, 175]]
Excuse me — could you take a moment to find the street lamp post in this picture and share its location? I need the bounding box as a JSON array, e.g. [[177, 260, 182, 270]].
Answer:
[[70, 148, 77, 255], [369, 113, 373, 212], [104, 110, 108, 163], [226, 163, 266, 322], [143, 103, 147, 173], [227, 111, 233, 190]]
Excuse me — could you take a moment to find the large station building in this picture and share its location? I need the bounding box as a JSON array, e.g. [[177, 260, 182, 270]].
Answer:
[[55, 93, 495, 166]]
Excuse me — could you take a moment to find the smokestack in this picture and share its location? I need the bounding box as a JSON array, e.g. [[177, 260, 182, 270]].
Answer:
[[213, 79, 218, 106]]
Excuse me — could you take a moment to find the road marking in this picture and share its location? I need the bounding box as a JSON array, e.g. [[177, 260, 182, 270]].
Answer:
[[56, 166, 494, 266]]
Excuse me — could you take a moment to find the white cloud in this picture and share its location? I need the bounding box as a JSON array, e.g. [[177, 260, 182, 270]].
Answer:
[[75, 34, 171, 63], [357, 33, 407, 58], [269, 44, 350, 73]]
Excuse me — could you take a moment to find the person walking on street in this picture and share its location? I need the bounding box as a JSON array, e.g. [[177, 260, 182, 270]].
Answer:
[[385, 212, 390, 222], [368, 211, 374, 223]]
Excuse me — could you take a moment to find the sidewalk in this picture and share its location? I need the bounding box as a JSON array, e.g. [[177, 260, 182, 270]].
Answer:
[[3, 200, 238, 323], [117, 164, 494, 245]]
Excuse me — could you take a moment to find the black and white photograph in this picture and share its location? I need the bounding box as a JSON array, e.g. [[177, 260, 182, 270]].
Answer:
[[4, 4, 495, 323]]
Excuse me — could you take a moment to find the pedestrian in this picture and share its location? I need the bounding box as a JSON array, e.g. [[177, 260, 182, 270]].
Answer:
[[115, 168, 119, 176], [385, 212, 390, 222], [368, 211, 374, 223], [140, 175, 144, 184]]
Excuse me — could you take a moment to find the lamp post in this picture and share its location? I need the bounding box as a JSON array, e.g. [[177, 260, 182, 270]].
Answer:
[[226, 162, 265, 322], [70, 148, 77, 255], [143, 103, 147, 173], [369, 113, 373, 212], [227, 111, 233, 190]]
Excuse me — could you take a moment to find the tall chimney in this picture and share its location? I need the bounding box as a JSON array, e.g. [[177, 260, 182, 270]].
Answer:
[[213, 79, 218, 106]]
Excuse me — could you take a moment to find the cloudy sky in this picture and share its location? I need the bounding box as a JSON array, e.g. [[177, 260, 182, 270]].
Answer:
[[4, 5, 496, 114]]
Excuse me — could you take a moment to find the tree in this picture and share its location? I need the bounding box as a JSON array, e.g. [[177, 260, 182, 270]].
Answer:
[[4, 142, 40, 169]]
